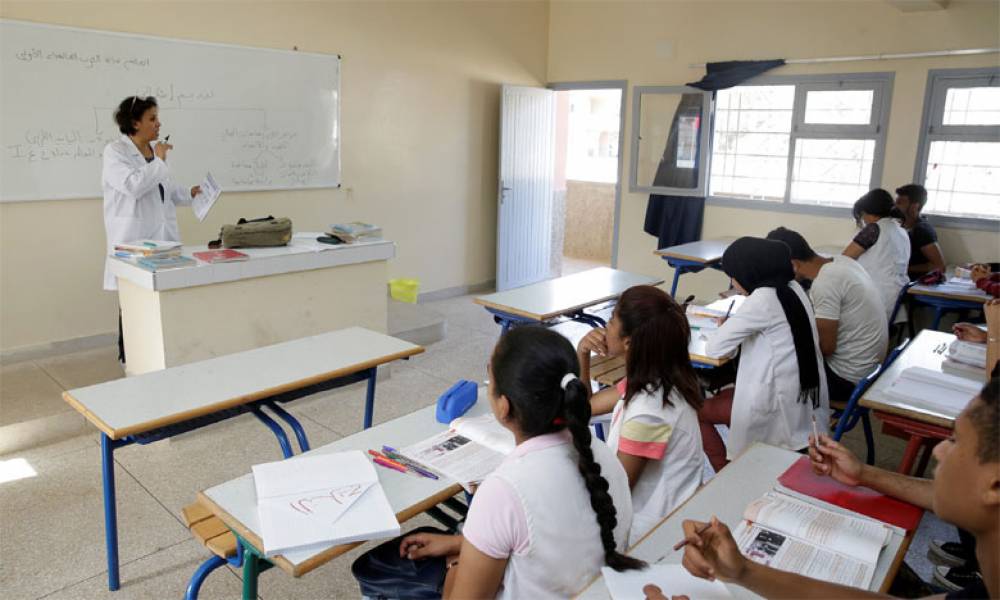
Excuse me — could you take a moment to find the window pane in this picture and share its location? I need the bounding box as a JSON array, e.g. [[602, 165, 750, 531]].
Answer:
[[790, 138, 875, 207], [804, 90, 874, 125], [943, 87, 1000, 126], [635, 92, 704, 189], [924, 141, 1000, 219], [709, 85, 794, 201]]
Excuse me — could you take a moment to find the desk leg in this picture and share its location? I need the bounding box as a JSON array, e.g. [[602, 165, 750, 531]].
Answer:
[[931, 307, 944, 331], [898, 435, 925, 475], [265, 402, 311, 453], [241, 543, 261, 600], [364, 367, 377, 429], [251, 408, 294, 459], [101, 434, 121, 591], [669, 266, 683, 298]]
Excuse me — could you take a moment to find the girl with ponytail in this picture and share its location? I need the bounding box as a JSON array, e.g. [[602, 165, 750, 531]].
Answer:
[[390, 327, 643, 599], [701, 237, 830, 472], [578, 285, 705, 542], [843, 188, 911, 322]]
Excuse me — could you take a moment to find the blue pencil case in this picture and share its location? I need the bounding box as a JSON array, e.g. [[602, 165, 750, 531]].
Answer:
[[436, 379, 478, 424]]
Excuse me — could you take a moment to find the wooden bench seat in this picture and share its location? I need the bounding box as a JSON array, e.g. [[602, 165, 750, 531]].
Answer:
[[590, 354, 626, 387], [183, 501, 238, 559]]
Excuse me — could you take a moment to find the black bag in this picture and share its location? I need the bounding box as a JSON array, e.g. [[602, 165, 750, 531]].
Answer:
[[351, 527, 449, 600]]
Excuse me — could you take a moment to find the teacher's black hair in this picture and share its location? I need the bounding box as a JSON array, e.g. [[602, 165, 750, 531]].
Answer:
[[114, 96, 157, 135], [490, 327, 645, 572]]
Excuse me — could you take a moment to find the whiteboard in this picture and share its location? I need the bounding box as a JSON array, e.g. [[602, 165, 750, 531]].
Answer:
[[0, 20, 340, 202]]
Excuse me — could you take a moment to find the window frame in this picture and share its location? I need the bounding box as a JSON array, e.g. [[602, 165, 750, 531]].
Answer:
[[629, 85, 713, 196], [705, 72, 894, 218], [912, 67, 1000, 230]]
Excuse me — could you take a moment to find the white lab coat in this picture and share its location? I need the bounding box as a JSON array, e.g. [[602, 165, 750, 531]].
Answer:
[[705, 281, 830, 459], [101, 135, 192, 290]]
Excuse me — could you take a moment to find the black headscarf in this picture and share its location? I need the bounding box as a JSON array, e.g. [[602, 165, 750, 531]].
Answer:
[[722, 237, 821, 407]]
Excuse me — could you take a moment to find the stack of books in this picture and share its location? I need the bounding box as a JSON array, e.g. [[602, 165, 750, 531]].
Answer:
[[328, 222, 382, 244], [113, 240, 197, 271]]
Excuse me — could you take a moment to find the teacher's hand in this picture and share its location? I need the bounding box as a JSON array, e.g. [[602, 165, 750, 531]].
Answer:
[[190, 185, 202, 198], [154, 142, 173, 161]]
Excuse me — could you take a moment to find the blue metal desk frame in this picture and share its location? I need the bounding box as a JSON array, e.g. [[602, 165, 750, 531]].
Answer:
[[484, 306, 607, 335], [660, 255, 724, 298], [101, 366, 381, 591], [909, 293, 983, 330]]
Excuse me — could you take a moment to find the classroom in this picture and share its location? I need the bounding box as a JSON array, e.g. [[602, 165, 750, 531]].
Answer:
[[1, 1, 998, 599]]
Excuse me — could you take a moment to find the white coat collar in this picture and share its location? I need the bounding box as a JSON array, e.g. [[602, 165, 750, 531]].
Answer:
[[119, 134, 146, 159]]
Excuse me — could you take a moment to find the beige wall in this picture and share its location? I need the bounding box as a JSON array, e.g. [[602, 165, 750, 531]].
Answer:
[[0, 0, 549, 351], [549, 0, 1000, 300]]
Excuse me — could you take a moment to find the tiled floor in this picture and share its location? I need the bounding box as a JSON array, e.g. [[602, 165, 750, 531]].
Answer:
[[0, 293, 953, 599]]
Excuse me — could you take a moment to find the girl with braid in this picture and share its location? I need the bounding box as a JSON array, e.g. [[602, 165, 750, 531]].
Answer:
[[380, 327, 643, 599]]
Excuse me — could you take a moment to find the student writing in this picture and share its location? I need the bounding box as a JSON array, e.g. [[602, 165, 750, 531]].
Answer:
[[701, 237, 830, 472], [577, 285, 705, 543]]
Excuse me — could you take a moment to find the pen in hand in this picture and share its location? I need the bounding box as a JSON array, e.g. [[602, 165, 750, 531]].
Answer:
[[673, 521, 713, 551]]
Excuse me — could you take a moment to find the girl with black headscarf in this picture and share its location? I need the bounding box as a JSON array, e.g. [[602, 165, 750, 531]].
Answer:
[[700, 237, 830, 472]]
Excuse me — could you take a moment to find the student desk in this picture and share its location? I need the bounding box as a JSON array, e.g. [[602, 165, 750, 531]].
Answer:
[[197, 398, 492, 599], [576, 443, 912, 599], [654, 238, 735, 297], [908, 282, 989, 330], [473, 267, 662, 333], [63, 327, 423, 591], [110, 239, 395, 375], [860, 329, 982, 476]]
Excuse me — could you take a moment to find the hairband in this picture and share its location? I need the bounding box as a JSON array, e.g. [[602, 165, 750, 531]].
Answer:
[[560, 373, 577, 390]]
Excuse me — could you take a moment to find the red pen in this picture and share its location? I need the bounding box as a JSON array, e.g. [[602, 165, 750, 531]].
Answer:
[[368, 449, 409, 473]]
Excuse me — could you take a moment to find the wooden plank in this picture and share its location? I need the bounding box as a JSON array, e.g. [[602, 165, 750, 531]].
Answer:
[[182, 502, 212, 528], [191, 518, 230, 546], [596, 365, 626, 387], [206, 531, 238, 559]]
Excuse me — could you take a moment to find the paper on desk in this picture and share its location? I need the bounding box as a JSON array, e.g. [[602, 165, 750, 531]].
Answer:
[[192, 172, 221, 222], [601, 565, 732, 600], [885, 366, 982, 414]]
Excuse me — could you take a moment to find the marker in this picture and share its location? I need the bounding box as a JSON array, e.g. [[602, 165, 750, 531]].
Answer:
[[164, 135, 170, 143], [367, 449, 409, 472], [372, 456, 407, 474], [811, 415, 824, 464], [382, 446, 439, 480]]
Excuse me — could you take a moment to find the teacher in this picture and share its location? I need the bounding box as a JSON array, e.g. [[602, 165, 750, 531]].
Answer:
[[102, 95, 200, 365]]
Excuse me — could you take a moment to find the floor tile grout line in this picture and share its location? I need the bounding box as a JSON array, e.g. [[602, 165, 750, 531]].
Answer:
[[30, 358, 74, 392]]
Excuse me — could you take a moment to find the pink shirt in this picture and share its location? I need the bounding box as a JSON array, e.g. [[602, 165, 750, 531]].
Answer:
[[462, 432, 570, 559]]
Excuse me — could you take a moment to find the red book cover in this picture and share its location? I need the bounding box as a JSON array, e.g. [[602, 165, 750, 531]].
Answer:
[[777, 457, 924, 531], [193, 249, 249, 263]]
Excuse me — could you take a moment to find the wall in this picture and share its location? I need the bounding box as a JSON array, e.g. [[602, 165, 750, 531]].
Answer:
[[548, 0, 1000, 300], [0, 0, 549, 351]]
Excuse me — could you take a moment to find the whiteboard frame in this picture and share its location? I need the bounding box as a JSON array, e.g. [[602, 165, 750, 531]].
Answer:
[[0, 19, 342, 202]]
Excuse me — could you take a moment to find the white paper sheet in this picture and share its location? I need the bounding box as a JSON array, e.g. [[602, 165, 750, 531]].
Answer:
[[192, 172, 222, 222], [601, 565, 732, 600]]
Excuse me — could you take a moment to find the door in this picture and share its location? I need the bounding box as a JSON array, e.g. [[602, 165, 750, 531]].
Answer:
[[497, 85, 556, 291]]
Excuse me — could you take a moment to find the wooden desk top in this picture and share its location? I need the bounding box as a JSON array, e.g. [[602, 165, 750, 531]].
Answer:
[[576, 444, 911, 599], [654, 238, 736, 264], [861, 330, 982, 428], [199, 399, 491, 577], [473, 268, 663, 322], [63, 327, 423, 440]]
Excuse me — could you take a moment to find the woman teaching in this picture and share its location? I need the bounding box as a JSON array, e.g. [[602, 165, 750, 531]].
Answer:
[[102, 95, 200, 364]]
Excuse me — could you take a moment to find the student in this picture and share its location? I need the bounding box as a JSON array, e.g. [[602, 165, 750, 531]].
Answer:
[[843, 189, 911, 322], [766, 227, 888, 405], [701, 237, 830, 472], [656, 376, 998, 600], [354, 327, 642, 599], [895, 184, 946, 279], [577, 285, 705, 542]]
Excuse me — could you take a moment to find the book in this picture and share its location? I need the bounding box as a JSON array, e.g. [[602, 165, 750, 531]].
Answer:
[[193, 249, 249, 263], [734, 491, 892, 589], [601, 565, 732, 600], [942, 357, 987, 380], [686, 296, 745, 330], [948, 339, 987, 369], [884, 366, 981, 414], [449, 414, 516, 454], [135, 255, 198, 271], [399, 417, 512, 492], [776, 456, 923, 531], [115, 239, 182, 254], [329, 221, 383, 244], [252, 451, 401, 558]]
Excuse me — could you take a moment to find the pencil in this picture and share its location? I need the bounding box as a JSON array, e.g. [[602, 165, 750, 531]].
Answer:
[[673, 522, 712, 551], [724, 299, 736, 319]]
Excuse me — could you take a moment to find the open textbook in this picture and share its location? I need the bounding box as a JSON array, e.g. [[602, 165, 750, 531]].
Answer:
[[885, 366, 982, 415], [399, 414, 514, 492], [734, 491, 891, 589]]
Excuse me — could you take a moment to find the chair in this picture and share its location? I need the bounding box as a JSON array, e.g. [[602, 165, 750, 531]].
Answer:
[[830, 338, 910, 465], [888, 281, 917, 344]]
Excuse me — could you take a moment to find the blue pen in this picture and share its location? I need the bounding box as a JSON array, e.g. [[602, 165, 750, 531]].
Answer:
[[724, 299, 736, 319], [383, 446, 439, 480]]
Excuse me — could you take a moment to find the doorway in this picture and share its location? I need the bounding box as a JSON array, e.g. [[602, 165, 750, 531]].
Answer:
[[551, 83, 625, 276]]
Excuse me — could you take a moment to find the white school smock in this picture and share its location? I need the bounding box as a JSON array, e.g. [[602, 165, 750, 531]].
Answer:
[[606, 382, 703, 543], [462, 431, 632, 600], [705, 281, 830, 459], [854, 218, 910, 321], [101, 135, 192, 291]]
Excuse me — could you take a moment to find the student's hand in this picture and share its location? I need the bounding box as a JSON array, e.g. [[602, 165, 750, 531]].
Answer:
[[808, 434, 862, 486], [971, 264, 990, 283], [399, 532, 462, 560], [680, 517, 747, 583], [190, 185, 202, 198], [953, 322, 988, 344], [642, 584, 688, 600], [578, 328, 608, 358], [154, 142, 172, 161]]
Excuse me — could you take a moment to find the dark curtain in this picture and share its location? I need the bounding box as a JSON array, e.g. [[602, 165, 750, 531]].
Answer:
[[644, 59, 785, 249]]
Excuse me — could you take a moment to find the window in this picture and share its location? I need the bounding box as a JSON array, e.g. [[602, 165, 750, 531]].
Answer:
[[915, 68, 1000, 221], [629, 86, 712, 196], [708, 74, 892, 210]]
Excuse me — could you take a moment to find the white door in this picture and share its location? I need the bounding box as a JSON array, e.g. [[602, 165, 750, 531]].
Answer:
[[497, 85, 556, 291]]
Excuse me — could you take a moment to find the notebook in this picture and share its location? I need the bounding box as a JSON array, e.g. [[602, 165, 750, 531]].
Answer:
[[252, 450, 400, 557], [601, 565, 732, 600]]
